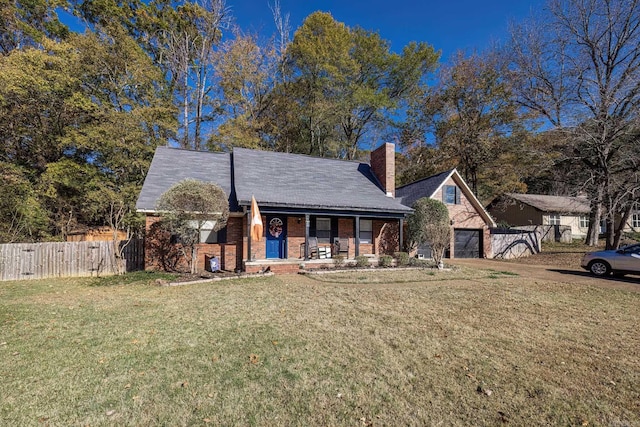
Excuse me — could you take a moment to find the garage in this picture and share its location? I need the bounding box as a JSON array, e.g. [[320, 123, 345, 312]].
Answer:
[[454, 229, 482, 258]]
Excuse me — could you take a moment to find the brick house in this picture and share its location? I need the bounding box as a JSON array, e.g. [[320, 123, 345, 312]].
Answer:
[[136, 143, 411, 273], [396, 169, 496, 258]]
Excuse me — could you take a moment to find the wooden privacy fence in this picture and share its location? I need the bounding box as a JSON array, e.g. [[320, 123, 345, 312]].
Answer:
[[0, 239, 144, 281]]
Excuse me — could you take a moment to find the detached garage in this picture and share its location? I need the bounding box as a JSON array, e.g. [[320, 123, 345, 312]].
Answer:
[[397, 169, 496, 259]]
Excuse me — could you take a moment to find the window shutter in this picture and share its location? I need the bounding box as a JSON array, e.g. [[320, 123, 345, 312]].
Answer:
[[455, 187, 461, 204]]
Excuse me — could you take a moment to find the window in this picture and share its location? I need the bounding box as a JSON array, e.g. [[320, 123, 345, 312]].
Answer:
[[548, 214, 561, 225], [579, 216, 589, 228], [316, 218, 331, 243], [190, 220, 224, 243], [443, 185, 461, 205], [359, 219, 373, 244], [632, 213, 640, 229]]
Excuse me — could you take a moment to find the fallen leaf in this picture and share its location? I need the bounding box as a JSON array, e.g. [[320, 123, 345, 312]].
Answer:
[[203, 419, 211, 423], [106, 410, 116, 416], [249, 354, 259, 364], [124, 384, 131, 389]]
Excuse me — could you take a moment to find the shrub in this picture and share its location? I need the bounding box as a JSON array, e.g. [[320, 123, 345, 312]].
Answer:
[[409, 257, 433, 268], [355, 255, 369, 268], [394, 252, 410, 266], [379, 255, 393, 267], [333, 255, 345, 267]]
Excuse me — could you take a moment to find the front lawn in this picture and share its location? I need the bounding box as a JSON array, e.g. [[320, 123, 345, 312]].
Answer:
[[1, 269, 638, 426]]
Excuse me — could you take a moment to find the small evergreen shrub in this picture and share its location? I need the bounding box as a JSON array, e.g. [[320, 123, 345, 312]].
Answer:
[[394, 252, 410, 266], [379, 255, 393, 267], [355, 255, 370, 268]]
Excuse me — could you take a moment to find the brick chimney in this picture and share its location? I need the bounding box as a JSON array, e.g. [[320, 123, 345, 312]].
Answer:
[[370, 142, 395, 197]]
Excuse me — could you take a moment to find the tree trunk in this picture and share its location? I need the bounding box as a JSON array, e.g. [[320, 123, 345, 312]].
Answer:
[[613, 199, 634, 249], [585, 184, 603, 246]]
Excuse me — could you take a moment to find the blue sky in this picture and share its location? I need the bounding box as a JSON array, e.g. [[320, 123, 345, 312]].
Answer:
[[227, 0, 547, 61]]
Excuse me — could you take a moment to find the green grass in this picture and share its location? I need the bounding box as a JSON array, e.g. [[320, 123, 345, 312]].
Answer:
[[1, 269, 638, 426]]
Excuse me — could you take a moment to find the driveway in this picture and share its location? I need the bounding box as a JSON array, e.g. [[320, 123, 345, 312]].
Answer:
[[450, 258, 640, 293]]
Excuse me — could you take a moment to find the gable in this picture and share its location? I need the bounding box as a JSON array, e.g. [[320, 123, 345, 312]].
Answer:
[[397, 169, 496, 227]]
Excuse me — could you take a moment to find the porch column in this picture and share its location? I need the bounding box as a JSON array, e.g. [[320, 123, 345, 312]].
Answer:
[[399, 218, 404, 252], [355, 215, 360, 257], [304, 214, 310, 260], [246, 209, 252, 261]]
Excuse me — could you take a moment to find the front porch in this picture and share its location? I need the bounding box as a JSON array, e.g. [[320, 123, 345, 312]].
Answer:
[[244, 211, 404, 271]]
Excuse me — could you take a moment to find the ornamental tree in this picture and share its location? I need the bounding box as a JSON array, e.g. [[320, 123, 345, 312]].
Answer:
[[157, 179, 229, 273], [406, 197, 451, 269]]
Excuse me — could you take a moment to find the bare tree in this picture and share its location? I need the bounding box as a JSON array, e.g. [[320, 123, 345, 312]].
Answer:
[[162, 0, 229, 150], [508, 0, 640, 247]]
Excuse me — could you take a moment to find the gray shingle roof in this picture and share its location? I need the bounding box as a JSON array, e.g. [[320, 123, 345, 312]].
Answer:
[[136, 146, 234, 212], [137, 146, 411, 215], [232, 147, 411, 214], [396, 169, 454, 208], [506, 193, 591, 214]]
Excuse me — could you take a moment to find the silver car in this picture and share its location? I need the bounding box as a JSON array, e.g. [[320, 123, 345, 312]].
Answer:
[[581, 243, 640, 277]]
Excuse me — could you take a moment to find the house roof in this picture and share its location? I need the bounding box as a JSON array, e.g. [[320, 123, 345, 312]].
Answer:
[[136, 146, 235, 212], [504, 193, 591, 214], [137, 146, 412, 216], [396, 169, 496, 227], [396, 169, 454, 208], [232, 147, 410, 214]]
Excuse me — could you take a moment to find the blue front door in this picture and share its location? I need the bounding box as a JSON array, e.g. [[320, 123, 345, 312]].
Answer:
[[266, 216, 287, 259]]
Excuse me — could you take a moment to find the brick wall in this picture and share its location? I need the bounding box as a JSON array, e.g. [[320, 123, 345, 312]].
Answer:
[[287, 216, 305, 258], [144, 215, 244, 272], [370, 143, 395, 197]]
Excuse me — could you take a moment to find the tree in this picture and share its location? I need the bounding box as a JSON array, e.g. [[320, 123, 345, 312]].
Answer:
[[410, 51, 537, 202], [0, 162, 48, 242], [208, 30, 279, 151], [269, 11, 438, 159], [508, 0, 640, 248], [406, 198, 451, 269], [157, 179, 229, 273]]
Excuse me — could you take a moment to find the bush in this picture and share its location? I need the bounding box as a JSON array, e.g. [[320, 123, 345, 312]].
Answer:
[[355, 255, 370, 268], [379, 255, 393, 267], [409, 257, 433, 268], [394, 252, 410, 266], [333, 255, 345, 267]]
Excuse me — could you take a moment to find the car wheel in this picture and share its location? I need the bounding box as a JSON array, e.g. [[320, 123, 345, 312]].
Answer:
[[588, 260, 611, 276]]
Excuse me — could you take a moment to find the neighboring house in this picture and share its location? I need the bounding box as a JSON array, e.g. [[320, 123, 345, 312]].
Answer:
[[136, 143, 412, 273], [627, 203, 640, 234], [396, 169, 496, 259], [486, 193, 591, 238]]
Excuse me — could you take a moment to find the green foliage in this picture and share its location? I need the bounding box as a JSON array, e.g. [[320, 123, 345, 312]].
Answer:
[[157, 179, 229, 273], [268, 11, 438, 159], [406, 198, 451, 268], [332, 255, 345, 267], [379, 255, 393, 268], [394, 251, 410, 266], [355, 255, 370, 268], [0, 162, 48, 242]]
